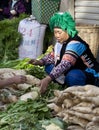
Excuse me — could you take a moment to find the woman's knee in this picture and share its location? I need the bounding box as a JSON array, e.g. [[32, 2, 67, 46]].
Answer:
[[65, 69, 87, 86]]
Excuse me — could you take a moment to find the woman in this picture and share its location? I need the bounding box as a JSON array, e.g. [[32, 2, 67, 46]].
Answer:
[[23, 0, 31, 15], [1, 0, 26, 19], [29, 12, 99, 93], [0, 0, 9, 20]]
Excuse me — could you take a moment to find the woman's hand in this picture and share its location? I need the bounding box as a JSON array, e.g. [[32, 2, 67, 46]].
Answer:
[[10, 10, 17, 15], [0, 75, 27, 88], [12, 75, 27, 84], [28, 59, 43, 66], [39, 76, 52, 94]]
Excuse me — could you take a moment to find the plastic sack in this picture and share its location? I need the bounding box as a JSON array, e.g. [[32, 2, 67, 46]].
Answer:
[[18, 18, 47, 59]]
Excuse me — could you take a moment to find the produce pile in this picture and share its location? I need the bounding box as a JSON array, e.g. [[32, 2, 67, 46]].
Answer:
[[0, 56, 68, 130], [0, 68, 41, 103], [0, 47, 99, 129], [48, 85, 99, 130], [0, 15, 68, 129]]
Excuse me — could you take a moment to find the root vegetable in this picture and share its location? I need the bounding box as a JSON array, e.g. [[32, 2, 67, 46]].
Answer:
[[62, 97, 81, 109], [1, 94, 18, 103], [71, 106, 92, 114], [63, 99, 74, 108], [47, 103, 62, 113], [84, 85, 99, 96], [47, 97, 58, 103], [0, 69, 26, 80], [64, 86, 85, 93], [64, 115, 88, 128], [7, 95, 18, 103], [56, 92, 74, 106], [64, 85, 99, 97], [86, 121, 99, 130], [67, 125, 85, 130], [48, 85, 99, 129], [19, 90, 39, 101], [0, 68, 16, 74], [76, 102, 95, 108], [69, 91, 86, 97], [67, 110, 94, 121], [0, 68, 26, 76], [62, 111, 71, 121], [54, 90, 63, 97], [92, 116, 99, 123], [56, 111, 65, 118], [0, 72, 15, 79], [17, 83, 32, 90], [92, 108, 99, 115], [12, 69, 26, 75], [73, 97, 81, 104], [26, 75, 40, 86], [0, 88, 18, 103], [79, 96, 99, 106], [4, 87, 20, 95]]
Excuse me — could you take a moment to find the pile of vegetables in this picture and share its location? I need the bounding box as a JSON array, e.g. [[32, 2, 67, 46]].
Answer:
[[47, 85, 99, 130], [0, 99, 51, 130], [0, 57, 67, 129], [1, 46, 99, 129], [0, 99, 67, 130], [0, 14, 68, 129]]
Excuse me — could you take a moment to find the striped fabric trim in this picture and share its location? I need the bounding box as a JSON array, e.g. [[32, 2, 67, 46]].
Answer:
[[65, 50, 79, 59]]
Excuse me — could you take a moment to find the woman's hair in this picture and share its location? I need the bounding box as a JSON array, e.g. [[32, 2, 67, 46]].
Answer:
[[49, 12, 78, 38]]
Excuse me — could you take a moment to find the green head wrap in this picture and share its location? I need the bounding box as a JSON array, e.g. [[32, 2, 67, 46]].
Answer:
[[49, 12, 78, 38]]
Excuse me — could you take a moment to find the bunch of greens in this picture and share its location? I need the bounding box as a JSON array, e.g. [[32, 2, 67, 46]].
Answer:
[[0, 98, 68, 130], [0, 99, 51, 130], [0, 14, 28, 63], [0, 45, 53, 69], [0, 58, 32, 69]]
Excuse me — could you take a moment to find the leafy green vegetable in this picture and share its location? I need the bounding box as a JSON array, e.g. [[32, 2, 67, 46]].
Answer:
[[0, 14, 28, 63], [0, 99, 51, 129], [0, 58, 32, 69], [40, 117, 68, 130]]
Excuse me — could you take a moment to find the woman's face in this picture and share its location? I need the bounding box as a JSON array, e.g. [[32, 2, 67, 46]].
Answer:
[[54, 28, 69, 43]]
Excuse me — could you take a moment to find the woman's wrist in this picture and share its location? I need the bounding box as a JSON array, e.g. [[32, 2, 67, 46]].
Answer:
[[0, 9, 3, 12], [39, 60, 44, 66], [46, 76, 52, 82]]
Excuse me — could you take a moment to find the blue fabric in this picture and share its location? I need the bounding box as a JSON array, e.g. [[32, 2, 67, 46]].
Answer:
[[85, 68, 99, 78], [45, 64, 54, 74], [65, 69, 86, 86], [45, 64, 87, 86], [66, 42, 87, 56]]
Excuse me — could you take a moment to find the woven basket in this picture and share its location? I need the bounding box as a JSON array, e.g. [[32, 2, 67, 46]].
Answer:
[[31, 0, 61, 24], [76, 25, 99, 57]]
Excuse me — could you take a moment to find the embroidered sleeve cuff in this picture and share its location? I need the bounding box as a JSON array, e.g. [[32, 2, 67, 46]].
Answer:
[[49, 74, 55, 80]]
